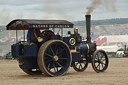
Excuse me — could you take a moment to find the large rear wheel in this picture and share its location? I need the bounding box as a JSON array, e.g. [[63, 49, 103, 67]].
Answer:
[[38, 40, 72, 76]]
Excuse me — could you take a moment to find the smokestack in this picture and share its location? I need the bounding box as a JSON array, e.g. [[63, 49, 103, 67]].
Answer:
[[86, 15, 91, 43]]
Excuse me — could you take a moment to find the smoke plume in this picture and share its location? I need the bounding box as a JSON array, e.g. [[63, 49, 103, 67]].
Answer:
[[0, 8, 23, 25], [0, 8, 11, 25], [86, 0, 117, 15]]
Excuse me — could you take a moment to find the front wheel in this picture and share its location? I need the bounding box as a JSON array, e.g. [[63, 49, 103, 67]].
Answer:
[[92, 50, 109, 73]]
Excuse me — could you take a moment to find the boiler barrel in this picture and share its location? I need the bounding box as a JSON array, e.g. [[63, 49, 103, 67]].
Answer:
[[76, 43, 89, 54]]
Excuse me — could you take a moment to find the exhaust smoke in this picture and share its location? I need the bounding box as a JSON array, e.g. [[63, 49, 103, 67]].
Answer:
[[86, 0, 117, 15], [0, 8, 23, 25], [0, 8, 11, 25]]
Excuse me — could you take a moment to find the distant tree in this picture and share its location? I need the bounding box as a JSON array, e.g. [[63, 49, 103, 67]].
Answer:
[[73, 18, 128, 26], [117, 48, 124, 51]]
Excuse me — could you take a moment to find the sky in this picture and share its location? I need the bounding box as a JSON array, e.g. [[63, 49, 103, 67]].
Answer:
[[0, 0, 128, 25]]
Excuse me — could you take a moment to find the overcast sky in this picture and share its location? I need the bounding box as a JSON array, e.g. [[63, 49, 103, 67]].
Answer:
[[0, 0, 128, 25]]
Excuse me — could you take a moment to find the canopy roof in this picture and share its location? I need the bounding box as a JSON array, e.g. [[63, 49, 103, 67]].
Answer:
[[6, 19, 74, 30]]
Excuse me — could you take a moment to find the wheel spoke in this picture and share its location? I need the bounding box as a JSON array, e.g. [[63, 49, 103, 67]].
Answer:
[[45, 53, 53, 58], [55, 62, 59, 72], [50, 47, 55, 55], [96, 63, 100, 68], [102, 63, 104, 68], [83, 60, 87, 62], [79, 64, 81, 69], [58, 48, 65, 55], [75, 62, 79, 67], [56, 48, 59, 55], [57, 62, 64, 69], [53, 63, 57, 73], [99, 63, 100, 70], [83, 61, 87, 65], [55, 44, 59, 55], [95, 55, 98, 59], [55, 43, 58, 50], [47, 63, 51, 71], [96, 54, 100, 59], [94, 60, 98, 63], [101, 54, 105, 59], [56, 65, 59, 72], [59, 58, 68, 60], [45, 59, 52, 64], [80, 63, 83, 69], [101, 56, 103, 59], [102, 59, 106, 61], [99, 52, 103, 57], [102, 63, 106, 65]]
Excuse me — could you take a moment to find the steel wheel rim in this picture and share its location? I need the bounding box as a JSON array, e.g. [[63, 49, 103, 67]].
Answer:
[[43, 42, 71, 76], [73, 56, 88, 72], [93, 51, 108, 72]]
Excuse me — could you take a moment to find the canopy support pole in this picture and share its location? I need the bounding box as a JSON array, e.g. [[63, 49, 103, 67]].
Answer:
[[53, 28, 55, 33], [61, 28, 63, 37], [16, 30, 18, 43], [23, 30, 25, 41]]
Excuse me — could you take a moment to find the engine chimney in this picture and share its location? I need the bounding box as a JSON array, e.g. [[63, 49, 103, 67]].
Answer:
[[86, 15, 91, 43]]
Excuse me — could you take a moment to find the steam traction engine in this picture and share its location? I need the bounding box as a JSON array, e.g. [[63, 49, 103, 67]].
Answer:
[[6, 15, 109, 76]]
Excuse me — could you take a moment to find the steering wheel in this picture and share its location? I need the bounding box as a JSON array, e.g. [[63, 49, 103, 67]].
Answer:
[[41, 30, 54, 36], [41, 30, 54, 40]]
